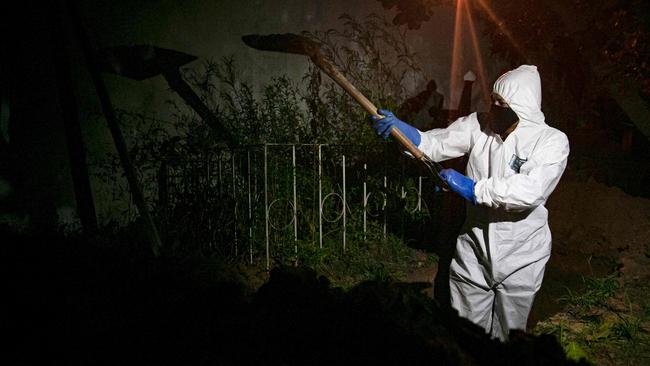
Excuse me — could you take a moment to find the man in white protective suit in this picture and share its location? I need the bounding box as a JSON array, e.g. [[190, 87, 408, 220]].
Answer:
[[370, 65, 570, 341]]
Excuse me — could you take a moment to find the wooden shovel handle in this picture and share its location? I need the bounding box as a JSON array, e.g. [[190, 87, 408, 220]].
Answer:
[[310, 54, 425, 160]]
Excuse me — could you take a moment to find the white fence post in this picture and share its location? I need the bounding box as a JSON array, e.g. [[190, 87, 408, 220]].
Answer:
[[418, 176, 422, 212], [264, 144, 269, 270], [318, 144, 323, 249], [342, 154, 346, 252], [247, 149, 253, 264], [218, 156, 223, 195], [292, 145, 298, 256], [232, 152, 237, 255], [383, 175, 387, 239], [363, 163, 367, 241]]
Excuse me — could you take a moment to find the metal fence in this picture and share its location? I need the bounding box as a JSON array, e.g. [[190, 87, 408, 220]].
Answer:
[[159, 143, 434, 268]]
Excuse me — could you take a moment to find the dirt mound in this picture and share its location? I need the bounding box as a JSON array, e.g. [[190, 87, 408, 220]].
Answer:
[[5, 230, 585, 365], [547, 178, 650, 283], [528, 178, 650, 327]]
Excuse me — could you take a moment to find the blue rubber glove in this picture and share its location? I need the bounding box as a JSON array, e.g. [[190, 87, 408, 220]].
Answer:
[[439, 168, 476, 204], [370, 109, 421, 146]]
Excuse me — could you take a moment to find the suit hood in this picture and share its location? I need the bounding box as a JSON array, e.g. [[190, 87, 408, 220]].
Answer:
[[492, 65, 546, 125]]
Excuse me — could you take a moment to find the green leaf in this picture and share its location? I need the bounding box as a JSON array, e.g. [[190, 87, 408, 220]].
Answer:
[[564, 341, 589, 362]]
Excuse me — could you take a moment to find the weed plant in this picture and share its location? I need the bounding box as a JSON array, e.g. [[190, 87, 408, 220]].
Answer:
[[534, 273, 650, 365], [92, 14, 436, 287]]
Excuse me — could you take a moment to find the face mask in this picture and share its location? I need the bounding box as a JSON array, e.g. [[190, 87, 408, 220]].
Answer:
[[488, 104, 519, 135]]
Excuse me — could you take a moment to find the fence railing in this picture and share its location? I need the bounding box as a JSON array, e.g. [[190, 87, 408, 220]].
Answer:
[[158, 143, 435, 268]]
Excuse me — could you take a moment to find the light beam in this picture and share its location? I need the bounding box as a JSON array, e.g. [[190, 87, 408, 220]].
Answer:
[[449, 0, 465, 109], [464, 0, 491, 105]]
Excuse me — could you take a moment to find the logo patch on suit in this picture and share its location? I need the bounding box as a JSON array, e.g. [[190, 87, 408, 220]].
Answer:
[[509, 154, 527, 173]]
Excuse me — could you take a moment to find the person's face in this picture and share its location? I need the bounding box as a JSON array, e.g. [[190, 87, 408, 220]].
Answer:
[[489, 93, 519, 136]]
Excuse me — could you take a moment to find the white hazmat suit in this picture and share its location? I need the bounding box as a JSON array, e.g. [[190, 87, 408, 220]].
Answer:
[[417, 65, 569, 341]]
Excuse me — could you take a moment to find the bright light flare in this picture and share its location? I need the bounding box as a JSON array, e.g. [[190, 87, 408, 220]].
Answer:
[[464, 1, 491, 104], [449, 0, 517, 110], [449, 0, 465, 108]]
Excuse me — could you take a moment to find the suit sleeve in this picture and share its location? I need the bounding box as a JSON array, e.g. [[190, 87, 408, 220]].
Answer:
[[474, 130, 569, 212], [416, 113, 479, 162]]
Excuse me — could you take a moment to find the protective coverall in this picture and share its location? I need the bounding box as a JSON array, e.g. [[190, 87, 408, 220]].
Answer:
[[417, 65, 569, 340]]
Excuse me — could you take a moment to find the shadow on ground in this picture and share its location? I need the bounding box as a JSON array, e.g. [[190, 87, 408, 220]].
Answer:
[[4, 229, 587, 365]]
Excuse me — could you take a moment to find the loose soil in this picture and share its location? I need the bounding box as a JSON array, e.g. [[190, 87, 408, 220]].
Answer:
[[533, 177, 650, 324], [405, 177, 650, 328]]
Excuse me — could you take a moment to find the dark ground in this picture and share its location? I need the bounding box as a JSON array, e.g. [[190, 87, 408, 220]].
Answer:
[[4, 227, 588, 365]]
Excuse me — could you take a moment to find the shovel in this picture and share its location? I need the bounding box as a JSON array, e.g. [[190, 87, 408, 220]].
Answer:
[[242, 33, 445, 185]]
